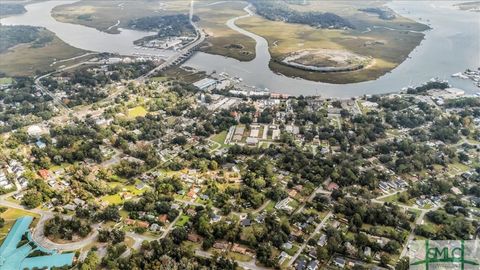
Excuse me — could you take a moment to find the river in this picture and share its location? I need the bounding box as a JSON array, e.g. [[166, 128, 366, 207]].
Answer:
[[1, 1, 479, 97], [0, 0, 174, 57]]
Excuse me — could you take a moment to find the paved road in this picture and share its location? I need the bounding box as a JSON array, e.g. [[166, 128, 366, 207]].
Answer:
[[399, 203, 442, 258], [35, 75, 70, 113], [160, 210, 183, 238], [287, 211, 333, 267], [294, 186, 330, 215], [252, 199, 271, 214], [31, 215, 101, 251], [0, 190, 100, 251]]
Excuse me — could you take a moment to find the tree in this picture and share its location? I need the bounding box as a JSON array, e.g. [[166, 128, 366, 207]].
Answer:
[[171, 227, 188, 244], [240, 115, 252, 124], [208, 160, 218, 170], [81, 251, 99, 270], [380, 254, 391, 267], [172, 136, 187, 145], [22, 190, 43, 208], [316, 246, 329, 261], [98, 205, 121, 221], [395, 258, 410, 270], [99, 229, 125, 244]]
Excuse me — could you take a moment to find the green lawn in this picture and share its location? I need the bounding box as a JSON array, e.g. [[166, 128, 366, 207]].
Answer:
[[0, 77, 13, 85], [0, 208, 40, 239], [108, 182, 147, 196], [284, 244, 299, 256], [127, 106, 148, 118], [448, 163, 470, 173], [228, 251, 253, 262], [101, 194, 123, 205], [120, 210, 129, 218], [211, 131, 228, 147], [175, 214, 190, 227], [264, 201, 276, 212], [380, 191, 414, 206], [0, 208, 40, 220]]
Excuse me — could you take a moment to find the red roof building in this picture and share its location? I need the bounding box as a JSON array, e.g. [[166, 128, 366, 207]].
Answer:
[[158, 214, 168, 224], [187, 233, 202, 243], [136, 221, 150, 228], [38, 169, 49, 180], [124, 218, 136, 225], [327, 182, 339, 191]]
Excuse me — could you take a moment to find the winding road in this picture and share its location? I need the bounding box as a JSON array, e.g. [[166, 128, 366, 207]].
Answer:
[[0, 190, 100, 251]]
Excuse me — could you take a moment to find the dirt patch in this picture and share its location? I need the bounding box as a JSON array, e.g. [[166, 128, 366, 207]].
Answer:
[[224, 43, 245, 49], [281, 49, 372, 72]]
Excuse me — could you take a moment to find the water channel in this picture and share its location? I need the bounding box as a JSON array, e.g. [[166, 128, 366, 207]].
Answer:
[[1, 1, 479, 97]]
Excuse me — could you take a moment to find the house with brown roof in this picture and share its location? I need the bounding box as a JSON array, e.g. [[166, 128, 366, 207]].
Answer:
[[158, 214, 168, 224], [327, 182, 339, 191], [187, 188, 197, 199], [124, 218, 136, 225], [231, 243, 249, 255], [187, 233, 202, 243], [136, 221, 150, 228], [38, 169, 50, 180], [213, 241, 230, 251]]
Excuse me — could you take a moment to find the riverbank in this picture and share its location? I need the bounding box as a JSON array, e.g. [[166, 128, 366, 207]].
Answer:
[[196, 1, 256, 62], [51, 0, 190, 34], [0, 28, 87, 76], [233, 3, 426, 84], [1, 0, 478, 97]]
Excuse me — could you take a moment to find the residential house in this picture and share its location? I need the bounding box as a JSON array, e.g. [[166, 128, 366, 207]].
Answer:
[[158, 214, 168, 224], [136, 221, 150, 229], [326, 182, 339, 191], [213, 241, 230, 251], [231, 243, 248, 255], [307, 260, 318, 270], [278, 251, 289, 264], [240, 218, 251, 227], [187, 233, 202, 243], [38, 169, 50, 180], [149, 223, 161, 232], [333, 257, 346, 268]]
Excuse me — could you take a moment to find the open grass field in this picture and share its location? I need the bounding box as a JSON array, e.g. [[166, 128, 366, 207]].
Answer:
[[175, 214, 190, 227], [108, 182, 147, 196], [162, 66, 207, 83], [1, 208, 40, 220], [236, 11, 425, 83], [196, 1, 256, 61], [210, 131, 228, 146], [380, 191, 415, 206], [192, 0, 428, 83], [128, 106, 148, 118], [447, 162, 470, 174], [52, 0, 190, 34], [0, 29, 86, 76], [0, 77, 13, 84], [227, 251, 253, 262], [0, 208, 40, 241], [101, 194, 123, 205]]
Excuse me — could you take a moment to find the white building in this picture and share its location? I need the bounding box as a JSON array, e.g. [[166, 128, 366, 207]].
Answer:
[[193, 78, 217, 91]]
